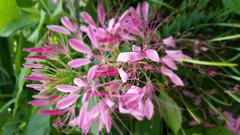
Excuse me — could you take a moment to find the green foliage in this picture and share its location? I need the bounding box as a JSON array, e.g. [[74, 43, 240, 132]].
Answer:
[[159, 91, 182, 134]]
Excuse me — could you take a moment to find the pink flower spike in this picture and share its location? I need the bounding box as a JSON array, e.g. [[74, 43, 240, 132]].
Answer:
[[80, 12, 96, 26], [87, 65, 99, 81], [56, 85, 80, 93], [61, 16, 77, 32], [74, 78, 88, 88], [98, 3, 105, 26], [118, 68, 128, 83], [160, 66, 184, 86], [145, 49, 160, 62], [38, 110, 64, 115], [144, 98, 154, 120], [142, 1, 149, 22], [163, 36, 176, 47], [67, 58, 91, 68], [47, 25, 70, 35], [56, 94, 80, 110], [69, 38, 92, 54]]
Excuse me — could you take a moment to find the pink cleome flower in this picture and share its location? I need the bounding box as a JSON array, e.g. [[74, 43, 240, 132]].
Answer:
[[23, 1, 190, 134]]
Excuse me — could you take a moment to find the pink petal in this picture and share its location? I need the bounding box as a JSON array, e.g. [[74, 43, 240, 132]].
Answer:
[[165, 50, 191, 60], [28, 99, 50, 106], [56, 94, 80, 109], [56, 85, 80, 93], [67, 58, 91, 68], [160, 66, 184, 86], [25, 75, 48, 82], [23, 46, 53, 53], [121, 22, 142, 36], [162, 57, 178, 70], [87, 65, 99, 81], [61, 16, 77, 32], [69, 38, 92, 54], [142, 2, 149, 22], [117, 52, 145, 62], [38, 110, 64, 115], [163, 36, 176, 47], [107, 18, 115, 32], [23, 63, 42, 68], [69, 117, 79, 127], [74, 78, 88, 88], [95, 69, 119, 78], [118, 68, 128, 83], [119, 33, 136, 41], [80, 12, 96, 26], [100, 110, 112, 133], [98, 3, 105, 26], [132, 45, 141, 52], [145, 49, 160, 62], [87, 26, 98, 49], [26, 84, 44, 91], [25, 55, 47, 61], [47, 25, 70, 35], [79, 102, 88, 127], [144, 98, 154, 120]]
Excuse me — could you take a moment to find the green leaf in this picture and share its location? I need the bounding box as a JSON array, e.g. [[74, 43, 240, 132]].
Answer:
[[178, 58, 237, 67], [0, 0, 20, 30], [159, 92, 182, 134], [13, 67, 31, 116], [222, 0, 240, 14], [24, 107, 50, 135], [206, 126, 235, 135], [0, 16, 38, 37]]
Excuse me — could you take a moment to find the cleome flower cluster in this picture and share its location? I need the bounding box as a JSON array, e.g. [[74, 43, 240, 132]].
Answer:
[[23, 2, 190, 134]]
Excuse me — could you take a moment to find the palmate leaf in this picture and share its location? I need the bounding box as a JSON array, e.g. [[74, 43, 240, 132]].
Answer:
[[159, 91, 182, 134]]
